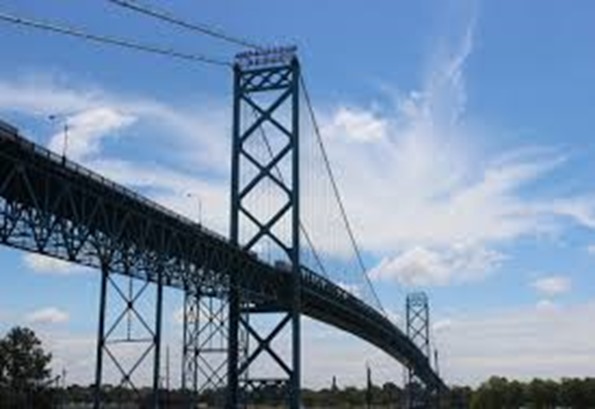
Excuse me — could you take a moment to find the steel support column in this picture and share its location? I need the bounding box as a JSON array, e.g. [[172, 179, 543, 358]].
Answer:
[[227, 58, 242, 409], [227, 47, 301, 409], [153, 270, 164, 408], [93, 263, 109, 409], [93, 265, 164, 408], [290, 48, 302, 409]]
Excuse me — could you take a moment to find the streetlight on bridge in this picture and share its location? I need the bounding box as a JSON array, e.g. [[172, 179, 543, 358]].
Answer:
[[186, 192, 202, 225], [47, 114, 69, 162]]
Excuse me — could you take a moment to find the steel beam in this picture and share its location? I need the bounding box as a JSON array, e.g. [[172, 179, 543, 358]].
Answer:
[[93, 263, 109, 409], [153, 269, 164, 408]]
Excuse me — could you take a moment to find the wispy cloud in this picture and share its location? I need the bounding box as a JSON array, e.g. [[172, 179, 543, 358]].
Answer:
[[23, 253, 88, 276], [309, 14, 595, 286], [369, 245, 504, 286], [0, 75, 232, 235], [531, 275, 572, 297], [26, 307, 69, 324], [48, 107, 135, 162], [2, 10, 595, 292], [434, 301, 595, 385], [0, 75, 230, 173]]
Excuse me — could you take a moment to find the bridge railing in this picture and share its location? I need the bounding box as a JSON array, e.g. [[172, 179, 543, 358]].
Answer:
[[1, 124, 229, 244], [3, 122, 386, 318], [3, 122, 390, 321], [301, 266, 385, 321], [3, 122, 385, 318], [1, 121, 446, 391]]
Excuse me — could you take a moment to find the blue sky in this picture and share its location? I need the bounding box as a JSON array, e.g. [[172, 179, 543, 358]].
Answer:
[[0, 0, 595, 389]]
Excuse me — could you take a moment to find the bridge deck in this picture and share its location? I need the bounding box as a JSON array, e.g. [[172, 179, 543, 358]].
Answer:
[[0, 125, 445, 391]]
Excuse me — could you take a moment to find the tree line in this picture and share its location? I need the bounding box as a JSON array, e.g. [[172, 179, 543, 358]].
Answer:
[[453, 376, 595, 409], [2, 325, 595, 408]]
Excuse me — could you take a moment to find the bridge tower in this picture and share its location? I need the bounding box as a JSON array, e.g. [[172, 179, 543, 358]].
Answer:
[[227, 47, 301, 409], [406, 292, 431, 409]]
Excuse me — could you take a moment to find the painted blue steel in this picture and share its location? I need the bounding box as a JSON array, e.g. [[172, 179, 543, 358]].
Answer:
[[406, 292, 433, 408], [0, 125, 447, 397], [229, 56, 302, 408], [93, 265, 108, 408]]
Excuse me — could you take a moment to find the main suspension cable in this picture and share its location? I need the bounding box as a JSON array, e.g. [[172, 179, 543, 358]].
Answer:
[[106, 0, 262, 50], [250, 108, 329, 279], [300, 74, 385, 314], [0, 10, 231, 67]]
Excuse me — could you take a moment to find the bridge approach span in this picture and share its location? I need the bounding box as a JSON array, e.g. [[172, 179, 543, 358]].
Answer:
[[0, 127, 445, 391]]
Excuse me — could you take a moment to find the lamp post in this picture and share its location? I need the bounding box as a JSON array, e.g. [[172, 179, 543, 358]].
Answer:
[[48, 114, 69, 162], [186, 192, 202, 225]]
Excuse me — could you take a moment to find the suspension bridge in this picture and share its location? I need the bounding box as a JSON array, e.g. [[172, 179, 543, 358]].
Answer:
[[0, 3, 447, 408]]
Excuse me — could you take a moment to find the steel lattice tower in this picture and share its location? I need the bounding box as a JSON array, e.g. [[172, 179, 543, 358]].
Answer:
[[227, 47, 301, 409], [406, 292, 431, 409], [182, 281, 231, 406]]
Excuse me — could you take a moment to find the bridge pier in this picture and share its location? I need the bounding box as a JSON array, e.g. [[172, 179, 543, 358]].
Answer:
[[93, 262, 164, 408], [406, 292, 433, 409], [227, 47, 302, 409]]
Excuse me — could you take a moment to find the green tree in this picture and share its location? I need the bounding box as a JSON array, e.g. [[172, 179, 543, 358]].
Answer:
[[471, 376, 509, 409], [504, 379, 525, 408], [0, 326, 52, 407]]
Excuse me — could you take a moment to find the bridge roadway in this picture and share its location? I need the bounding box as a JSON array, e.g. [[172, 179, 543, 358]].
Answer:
[[0, 123, 446, 392]]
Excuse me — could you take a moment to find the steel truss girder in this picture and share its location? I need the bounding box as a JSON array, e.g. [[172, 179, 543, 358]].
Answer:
[[228, 57, 301, 409], [0, 126, 446, 404], [0, 137, 288, 303]]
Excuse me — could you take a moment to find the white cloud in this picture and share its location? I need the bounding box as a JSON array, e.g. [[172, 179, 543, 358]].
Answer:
[[2, 7, 595, 295], [34, 329, 183, 388], [48, 107, 136, 161], [0, 75, 232, 239], [322, 106, 388, 142], [3, 0, 594, 392], [337, 281, 362, 298], [433, 318, 454, 333], [26, 307, 69, 324], [295, 12, 595, 290], [531, 276, 572, 297], [586, 244, 595, 255], [17, 301, 595, 389], [385, 309, 402, 325], [368, 244, 504, 286], [23, 253, 86, 276], [0, 76, 230, 173], [434, 301, 595, 385], [535, 299, 559, 312]]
